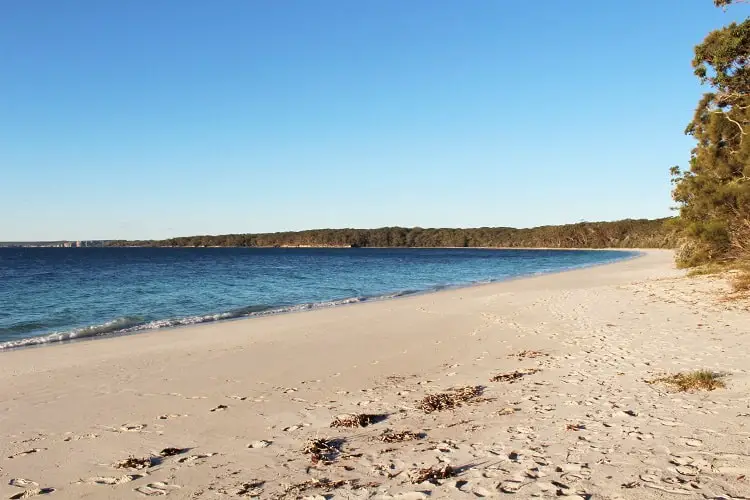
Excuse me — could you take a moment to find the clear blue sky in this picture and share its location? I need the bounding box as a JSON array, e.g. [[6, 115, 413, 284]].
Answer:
[[1, 1, 747, 240]]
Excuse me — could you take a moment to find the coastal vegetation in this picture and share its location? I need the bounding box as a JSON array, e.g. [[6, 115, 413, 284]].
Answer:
[[648, 370, 727, 392], [106, 218, 677, 249], [671, 0, 750, 289]]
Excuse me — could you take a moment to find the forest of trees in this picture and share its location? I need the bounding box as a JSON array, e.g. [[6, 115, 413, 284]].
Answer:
[[107, 218, 677, 249], [671, 0, 750, 271]]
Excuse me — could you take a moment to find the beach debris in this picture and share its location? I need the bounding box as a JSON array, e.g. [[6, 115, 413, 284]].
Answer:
[[113, 448, 187, 470], [9, 488, 55, 499], [236, 481, 265, 496], [159, 447, 189, 457], [7, 449, 45, 459], [566, 423, 586, 431], [408, 465, 455, 484], [497, 407, 520, 416], [302, 438, 343, 464], [275, 478, 379, 499], [512, 350, 548, 359], [418, 386, 485, 413], [210, 404, 229, 412], [379, 429, 425, 443], [647, 370, 726, 392], [114, 456, 153, 470], [491, 368, 541, 383], [330, 413, 387, 428], [248, 440, 272, 449]]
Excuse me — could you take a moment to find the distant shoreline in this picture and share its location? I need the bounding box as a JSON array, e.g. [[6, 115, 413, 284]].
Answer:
[[2, 217, 677, 249], [3, 245, 657, 251]]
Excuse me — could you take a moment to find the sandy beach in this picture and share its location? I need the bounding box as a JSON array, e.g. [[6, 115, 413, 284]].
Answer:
[[1, 249, 749, 499]]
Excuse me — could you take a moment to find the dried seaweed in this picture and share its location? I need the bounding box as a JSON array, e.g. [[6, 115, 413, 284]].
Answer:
[[114, 456, 153, 470], [379, 429, 425, 443], [276, 478, 379, 499], [302, 438, 343, 464], [159, 447, 189, 457], [330, 413, 388, 428], [490, 368, 541, 383], [513, 350, 548, 359], [409, 465, 455, 484], [418, 386, 485, 413]]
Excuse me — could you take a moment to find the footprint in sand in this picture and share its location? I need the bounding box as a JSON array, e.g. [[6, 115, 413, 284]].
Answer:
[[104, 424, 147, 433], [9, 479, 39, 488], [9, 488, 55, 499], [177, 453, 216, 464], [135, 482, 180, 496], [282, 423, 310, 432], [157, 414, 186, 420], [63, 433, 99, 441], [248, 440, 272, 449], [7, 449, 45, 459], [679, 437, 703, 447], [166, 393, 206, 400], [82, 474, 144, 485]]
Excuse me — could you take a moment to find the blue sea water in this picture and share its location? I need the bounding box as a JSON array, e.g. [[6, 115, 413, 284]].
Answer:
[[0, 247, 637, 350]]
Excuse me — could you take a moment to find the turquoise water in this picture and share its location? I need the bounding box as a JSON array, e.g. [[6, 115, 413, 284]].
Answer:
[[0, 247, 637, 350]]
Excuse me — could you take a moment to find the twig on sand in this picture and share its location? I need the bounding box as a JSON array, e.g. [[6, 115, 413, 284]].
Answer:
[[491, 368, 541, 383]]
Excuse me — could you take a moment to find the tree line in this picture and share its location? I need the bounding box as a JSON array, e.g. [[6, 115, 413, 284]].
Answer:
[[107, 218, 677, 249], [671, 0, 750, 270]]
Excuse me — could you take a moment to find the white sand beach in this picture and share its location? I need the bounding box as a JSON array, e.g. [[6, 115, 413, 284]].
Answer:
[[1, 249, 749, 499]]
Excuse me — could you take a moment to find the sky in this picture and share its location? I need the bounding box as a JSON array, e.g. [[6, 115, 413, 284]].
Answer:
[[1, 1, 748, 241]]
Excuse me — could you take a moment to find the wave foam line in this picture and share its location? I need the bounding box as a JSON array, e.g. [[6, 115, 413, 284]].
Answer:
[[0, 292, 418, 351]]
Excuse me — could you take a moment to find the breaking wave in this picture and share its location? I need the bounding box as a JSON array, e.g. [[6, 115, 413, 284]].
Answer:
[[0, 290, 418, 351]]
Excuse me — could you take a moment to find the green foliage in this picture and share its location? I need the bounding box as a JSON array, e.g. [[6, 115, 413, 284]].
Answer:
[[672, 1, 750, 267], [107, 218, 678, 249]]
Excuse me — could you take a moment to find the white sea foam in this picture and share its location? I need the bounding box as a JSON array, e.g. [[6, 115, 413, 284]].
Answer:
[[0, 295, 387, 351]]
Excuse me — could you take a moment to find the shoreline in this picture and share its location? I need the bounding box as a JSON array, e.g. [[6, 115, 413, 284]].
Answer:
[[0, 249, 642, 353], [4, 248, 748, 499]]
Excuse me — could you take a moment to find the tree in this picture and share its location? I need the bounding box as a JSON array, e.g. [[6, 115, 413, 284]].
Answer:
[[671, 1, 750, 265]]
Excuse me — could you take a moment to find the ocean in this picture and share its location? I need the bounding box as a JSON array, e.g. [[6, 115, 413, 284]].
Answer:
[[0, 247, 637, 350]]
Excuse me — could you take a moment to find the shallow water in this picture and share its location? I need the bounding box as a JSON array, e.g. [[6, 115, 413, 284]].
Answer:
[[0, 247, 636, 350]]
